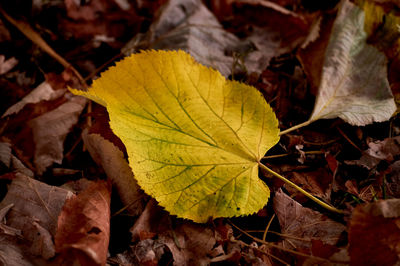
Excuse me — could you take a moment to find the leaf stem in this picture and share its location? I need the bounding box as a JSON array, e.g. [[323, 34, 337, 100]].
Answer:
[[279, 119, 313, 136], [258, 163, 344, 214]]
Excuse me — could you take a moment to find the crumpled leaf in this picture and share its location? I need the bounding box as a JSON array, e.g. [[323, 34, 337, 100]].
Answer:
[[82, 130, 144, 215], [159, 223, 217, 265], [0, 173, 73, 259], [309, 0, 396, 126], [348, 199, 400, 265], [345, 135, 400, 169], [71, 50, 280, 222], [273, 189, 346, 250], [55, 180, 111, 266], [123, 0, 277, 77], [128, 200, 222, 265]]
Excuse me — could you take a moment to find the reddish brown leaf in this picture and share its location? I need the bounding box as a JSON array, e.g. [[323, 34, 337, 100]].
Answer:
[[349, 199, 400, 266], [55, 180, 111, 266], [286, 168, 333, 202]]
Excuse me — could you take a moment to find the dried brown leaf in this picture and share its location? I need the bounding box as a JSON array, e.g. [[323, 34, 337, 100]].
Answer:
[[123, 0, 280, 77], [0, 173, 73, 259], [286, 168, 333, 202], [273, 189, 346, 250], [29, 95, 86, 174], [82, 131, 144, 215], [55, 180, 111, 266], [130, 199, 170, 243]]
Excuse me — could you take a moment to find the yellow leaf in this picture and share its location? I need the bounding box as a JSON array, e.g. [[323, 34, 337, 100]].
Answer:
[[71, 50, 279, 222]]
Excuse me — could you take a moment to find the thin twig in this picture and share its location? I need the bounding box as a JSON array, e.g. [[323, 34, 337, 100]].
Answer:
[[258, 162, 344, 214], [336, 126, 363, 152], [0, 8, 86, 87], [262, 214, 275, 241], [228, 221, 334, 263]]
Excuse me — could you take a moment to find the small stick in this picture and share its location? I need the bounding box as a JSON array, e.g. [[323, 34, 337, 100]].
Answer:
[[258, 162, 344, 214]]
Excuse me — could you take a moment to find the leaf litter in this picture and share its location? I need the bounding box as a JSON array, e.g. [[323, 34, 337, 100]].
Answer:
[[0, 0, 400, 264]]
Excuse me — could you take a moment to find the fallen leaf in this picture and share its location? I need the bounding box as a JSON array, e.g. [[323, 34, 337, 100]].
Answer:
[[0, 173, 73, 259], [160, 223, 218, 265], [286, 168, 333, 202], [29, 95, 86, 174], [82, 130, 145, 215], [130, 199, 169, 243], [273, 189, 346, 250], [309, 0, 396, 126], [130, 219, 221, 265], [123, 0, 278, 77], [71, 50, 280, 222], [2, 81, 65, 118], [55, 180, 111, 266], [348, 199, 400, 266]]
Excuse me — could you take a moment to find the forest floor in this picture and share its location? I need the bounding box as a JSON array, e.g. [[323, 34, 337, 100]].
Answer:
[[0, 0, 400, 265]]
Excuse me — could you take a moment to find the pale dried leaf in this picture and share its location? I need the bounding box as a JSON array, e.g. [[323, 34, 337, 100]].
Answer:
[[273, 189, 345, 250], [310, 0, 396, 126], [82, 131, 144, 215], [301, 16, 321, 49], [123, 0, 273, 77], [2, 82, 66, 117], [29, 95, 86, 175]]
